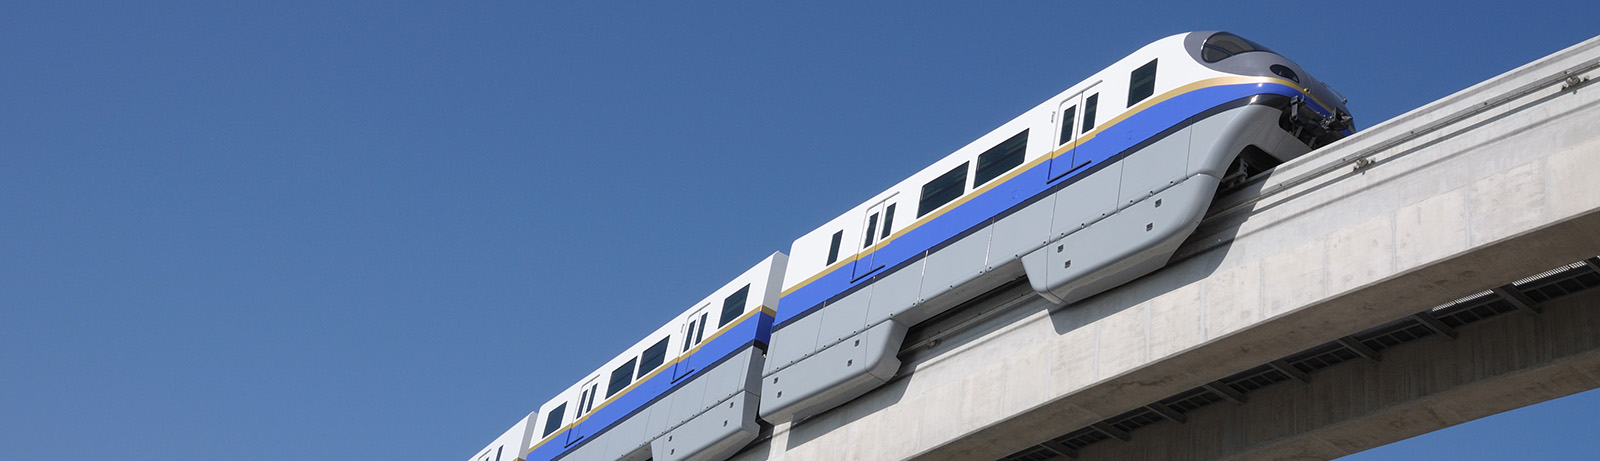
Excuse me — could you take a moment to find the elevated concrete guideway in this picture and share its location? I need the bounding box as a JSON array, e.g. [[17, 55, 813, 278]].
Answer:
[[728, 35, 1600, 460]]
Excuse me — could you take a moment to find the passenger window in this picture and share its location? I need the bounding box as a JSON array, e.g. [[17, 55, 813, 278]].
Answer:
[[880, 204, 896, 239], [862, 212, 879, 248], [826, 230, 843, 265], [1057, 106, 1076, 145], [694, 312, 707, 343], [975, 130, 1028, 187], [682, 318, 698, 352], [542, 403, 567, 437], [637, 337, 669, 379], [607, 358, 636, 398], [1081, 94, 1099, 134], [1128, 59, 1157, 107], [918, 162, 969, 217], [719, 284, 750, 327]]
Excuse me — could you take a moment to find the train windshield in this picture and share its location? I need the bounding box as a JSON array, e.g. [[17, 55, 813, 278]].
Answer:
[[1201, 32, 1273, 63]]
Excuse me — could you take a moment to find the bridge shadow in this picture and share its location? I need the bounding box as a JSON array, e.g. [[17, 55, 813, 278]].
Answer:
[[1045, 178, 1258, 337], [777, 362, 915, 453]]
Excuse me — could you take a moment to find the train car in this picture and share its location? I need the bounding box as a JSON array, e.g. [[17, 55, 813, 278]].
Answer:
[[522, 253, 786, 461], [469, 412, 537, 461], [758, 31, 1354, 424]]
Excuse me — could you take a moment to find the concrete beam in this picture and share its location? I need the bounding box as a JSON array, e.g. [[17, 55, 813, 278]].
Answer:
[[1073, 289, 1600, 460]]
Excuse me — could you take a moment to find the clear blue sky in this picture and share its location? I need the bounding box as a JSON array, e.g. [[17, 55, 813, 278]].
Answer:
[[4, 2, 1598, 460]]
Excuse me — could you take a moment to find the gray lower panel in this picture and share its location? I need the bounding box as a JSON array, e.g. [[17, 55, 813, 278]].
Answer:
[[1120, 125, 1193, 206], [650, 391, 761, 461], [863, 256, 924, 326], [918, 224, 992, 304], [756, 321, 908, 424], [600, 405, 651, 460], [989, 192, 1055, 266], [666, 373, 711, 428], [565, 347, 763, 461], [902, 255, 1023, 327], [1187, 105, 1312, 177], [696, 348, 757, 411], [1050, 159, 1122, 240], [643, 389, 675, 446], [1023, 174, 1218, 305], [761, 312, 820, 375], [817, 284, 873, 347]]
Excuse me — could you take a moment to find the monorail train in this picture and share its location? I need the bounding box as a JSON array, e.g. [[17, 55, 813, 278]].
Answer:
[[468, 31, 1353, 461]]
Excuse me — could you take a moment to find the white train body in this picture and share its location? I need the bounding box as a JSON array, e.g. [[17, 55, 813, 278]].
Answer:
[[782, 32, 1330, 290]]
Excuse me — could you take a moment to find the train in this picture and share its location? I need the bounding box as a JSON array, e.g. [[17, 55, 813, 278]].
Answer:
[[466, 31, 1354, 461]]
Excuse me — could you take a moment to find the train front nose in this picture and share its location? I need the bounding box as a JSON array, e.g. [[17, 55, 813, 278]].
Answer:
[[1275, 61, 1353, 133], [1267, 58, 1355, 138], [1188, 31, 1355, 142]]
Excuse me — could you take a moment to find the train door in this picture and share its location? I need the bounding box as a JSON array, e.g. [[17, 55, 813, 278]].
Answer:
[[576, 377, 600, 417], [567, 377, 600, 446], [1049, 83, 1100, 182], [851, 195, 898, 281], [672, 305, 712, 382]]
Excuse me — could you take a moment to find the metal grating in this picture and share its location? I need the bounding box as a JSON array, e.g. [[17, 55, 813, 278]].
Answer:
[[1515, 261, 1600, 303], [999, 256, 1600, 460], [1107, 408, 1165, 433], [1160, 387, 1223, 414], [1354, 318, 1436, 349], [1053, 428, 1109, 451], [1283, 341, 1361, 371], [1000, 446, 1061, 461], [1225, 366, 1290, 393], [1432, 291, 1515, 327]]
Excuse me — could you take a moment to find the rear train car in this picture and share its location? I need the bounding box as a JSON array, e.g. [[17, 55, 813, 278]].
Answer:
[[523, 253, 786, 461], [469, 412, 537, 461], [759, 31, 1354, 423]]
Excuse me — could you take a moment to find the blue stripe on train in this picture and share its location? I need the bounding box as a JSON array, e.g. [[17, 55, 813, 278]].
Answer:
[[528, 310, 774, 461], [775, 82, 1305, 326]]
